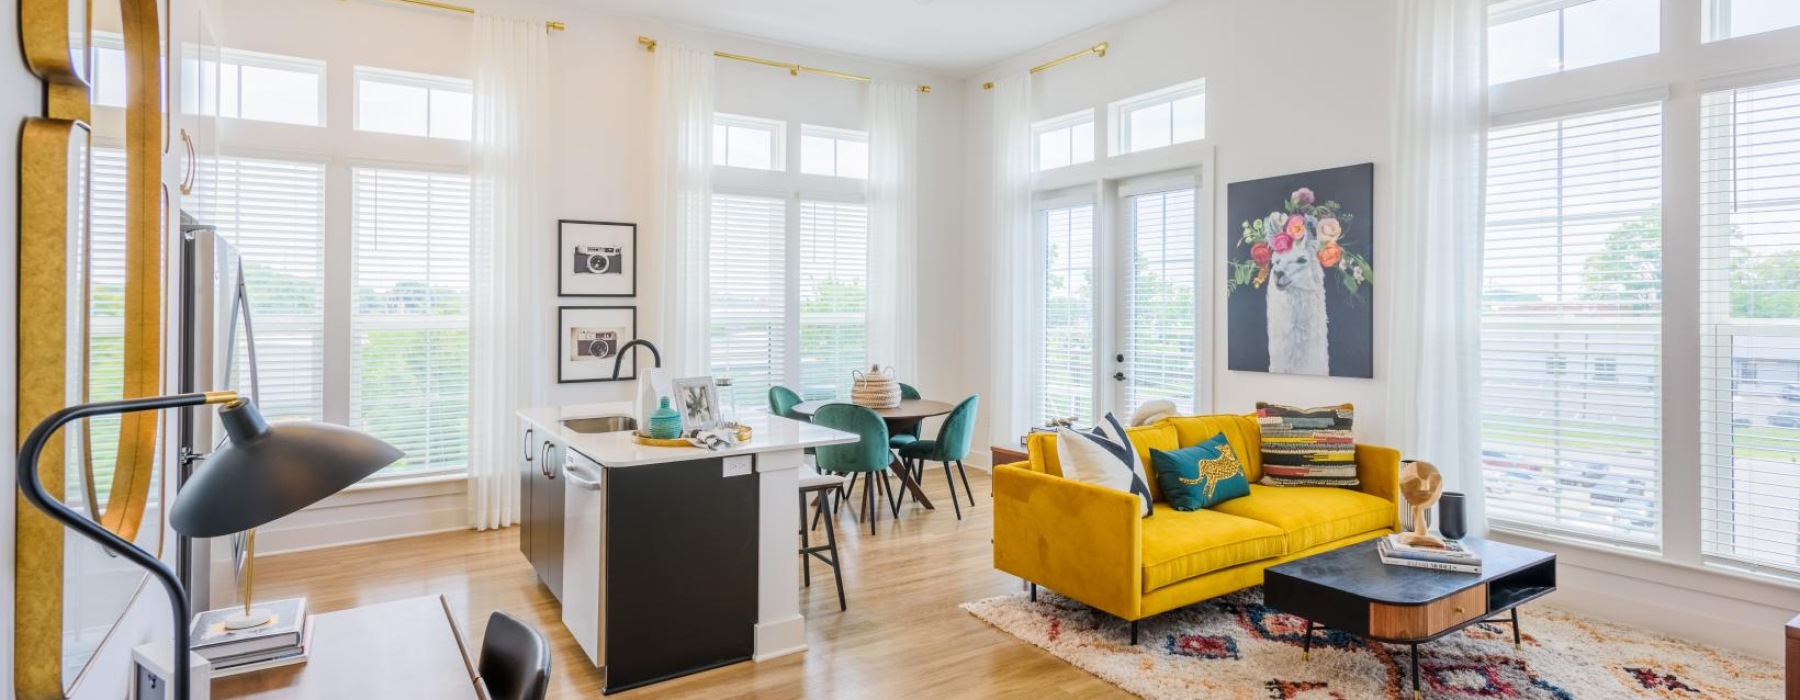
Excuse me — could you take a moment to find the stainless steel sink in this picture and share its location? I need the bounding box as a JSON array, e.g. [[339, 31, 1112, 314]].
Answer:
[[562, 415, 638, 434]]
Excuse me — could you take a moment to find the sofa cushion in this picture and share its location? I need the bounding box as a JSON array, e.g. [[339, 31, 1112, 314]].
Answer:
[[1255, 402, 1358, 486], [1210, 484, 1395, 553], [1026, 423, 1179, 500], [1141, 504, 1287, 592], [1162, 414, 1264, 481], [1150, 434, 1250, 511], [1057, 414, 1154, 518]]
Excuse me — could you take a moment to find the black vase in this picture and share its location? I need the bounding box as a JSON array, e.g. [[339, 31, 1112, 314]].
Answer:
[[1438, 492, 1467, 540]]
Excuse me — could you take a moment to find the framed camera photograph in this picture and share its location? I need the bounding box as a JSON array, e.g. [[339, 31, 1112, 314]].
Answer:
[[558, 220, 637, 297], [558, 306, 638, 383], [669, 376, 721, 430]]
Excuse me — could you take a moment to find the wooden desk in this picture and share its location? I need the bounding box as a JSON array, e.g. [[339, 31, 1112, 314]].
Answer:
[[213, 595, 487, 700]]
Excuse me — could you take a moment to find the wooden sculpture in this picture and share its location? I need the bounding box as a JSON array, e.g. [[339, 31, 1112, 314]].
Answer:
[[1399, 460, 1447, 549]]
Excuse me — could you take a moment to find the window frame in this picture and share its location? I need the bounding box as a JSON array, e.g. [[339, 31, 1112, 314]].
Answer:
[[352, 65, 474, 141], [1705, 0, 1800, 43], [1108, 79, 1206, 156], [714, 113, 787, 172], [1486, 0, 1662, 86], [798, 124, 869, 180], [1033, 109, 1096, 172]]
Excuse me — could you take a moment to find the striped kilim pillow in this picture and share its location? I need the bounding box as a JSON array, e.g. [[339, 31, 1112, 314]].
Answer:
[[1255, 402, 1358, 486]]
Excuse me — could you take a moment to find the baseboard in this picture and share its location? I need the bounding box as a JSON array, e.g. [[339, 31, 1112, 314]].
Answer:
[[257, 523, 471, 557], [256, 479, 472, 555]]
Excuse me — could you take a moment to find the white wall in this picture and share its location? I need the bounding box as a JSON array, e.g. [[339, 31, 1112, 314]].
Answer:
[[216, 0, 968, 554], [955, 0, 1400, 453]]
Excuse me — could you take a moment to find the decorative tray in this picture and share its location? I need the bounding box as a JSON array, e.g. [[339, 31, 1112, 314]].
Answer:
[[631, 424, 752, 447]]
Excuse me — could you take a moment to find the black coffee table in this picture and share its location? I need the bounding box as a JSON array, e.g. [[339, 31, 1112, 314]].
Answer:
[[1264, 537, 1556, 700]]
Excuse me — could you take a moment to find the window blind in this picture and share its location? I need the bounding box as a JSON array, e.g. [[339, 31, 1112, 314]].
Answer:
[[798, 200, 868, 398], [1700, 79, 1800, 577], [350, 167, 472, 477], [195, 155, 328, 427], [1124, 188, 1200, 414], [1040, 203, 1096, 425], [1481, 103, 1664, 548], [710, 193, 789, 413]]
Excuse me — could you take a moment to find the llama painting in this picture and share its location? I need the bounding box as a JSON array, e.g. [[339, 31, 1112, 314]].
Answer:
[[1226, 163, 1375, 378]]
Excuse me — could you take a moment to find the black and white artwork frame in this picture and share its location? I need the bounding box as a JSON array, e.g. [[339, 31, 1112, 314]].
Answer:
[[670, 376, 721, 430], [558, 306, 638, 383], [558, 220, 638, 297]]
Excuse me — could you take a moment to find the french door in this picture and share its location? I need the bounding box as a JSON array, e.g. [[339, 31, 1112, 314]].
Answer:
[[1034, 178, 1203, 427]]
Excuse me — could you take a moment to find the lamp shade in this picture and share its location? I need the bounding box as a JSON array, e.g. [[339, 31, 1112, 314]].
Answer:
[[171, 399, 403, 538]]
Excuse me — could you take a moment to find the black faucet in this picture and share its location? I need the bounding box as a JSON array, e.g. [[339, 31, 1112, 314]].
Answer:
[[612, 339, 663, 379]]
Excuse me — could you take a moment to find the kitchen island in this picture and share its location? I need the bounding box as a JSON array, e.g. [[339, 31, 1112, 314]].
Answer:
[[515, 402, 857, 694]]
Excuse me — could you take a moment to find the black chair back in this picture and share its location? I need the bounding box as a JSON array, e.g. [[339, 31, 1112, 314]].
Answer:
[[479, 611, 551, 700]]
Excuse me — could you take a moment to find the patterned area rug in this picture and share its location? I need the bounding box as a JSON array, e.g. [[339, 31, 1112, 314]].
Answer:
[[963, 588, 1781, 699]]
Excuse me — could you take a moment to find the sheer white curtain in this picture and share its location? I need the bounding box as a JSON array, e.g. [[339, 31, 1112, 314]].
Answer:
[[866, 80, 919, 381], [1387, 0, 1487, 534], [468, 13, 549, 530], [653, 45, 715, 377], [988, 74, 1038, 445]]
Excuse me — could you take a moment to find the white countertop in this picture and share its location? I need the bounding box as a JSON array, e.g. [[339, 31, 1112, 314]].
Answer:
[[517, 402, 859, 468]]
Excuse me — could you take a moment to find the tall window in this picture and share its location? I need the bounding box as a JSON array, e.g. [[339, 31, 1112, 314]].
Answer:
[[709, 194, 789, 411], [1487, 0, 1660, 85], [1700, 79, 1800, 576], [82, 147, 129, 501], [1039, 202, 1097, 424], [713, 114, 785, 171], [1123, 188, 1199, 414], [1481, 103, 1664, 547], [799, 126, 869, 179], [798, 200, 869, 392], [184, 47, 327, 126], [197, 156, 330, 425], [350, 168, 472, 476]]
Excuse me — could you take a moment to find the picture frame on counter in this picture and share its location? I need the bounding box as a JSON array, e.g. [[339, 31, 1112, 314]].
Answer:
[[558, 220, 638, 297], [670, 376, 721, 430], [558, 306, 638, 383]]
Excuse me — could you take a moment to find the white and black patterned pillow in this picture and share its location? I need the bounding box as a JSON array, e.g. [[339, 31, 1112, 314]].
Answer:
[[1056, 413, 1155, 518]]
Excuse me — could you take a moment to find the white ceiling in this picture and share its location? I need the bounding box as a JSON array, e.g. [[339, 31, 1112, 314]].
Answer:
[[578, 0, 1177, 76]]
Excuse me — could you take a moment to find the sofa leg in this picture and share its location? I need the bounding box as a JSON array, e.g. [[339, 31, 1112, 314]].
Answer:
[[1129, 620, 1139, 645], [1029, 582, 1037, 602]]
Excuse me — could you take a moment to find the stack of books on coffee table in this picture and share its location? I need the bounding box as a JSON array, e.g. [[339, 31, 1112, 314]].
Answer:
[[189, 597, 312, 676], [1377, 534, 1482, 574]]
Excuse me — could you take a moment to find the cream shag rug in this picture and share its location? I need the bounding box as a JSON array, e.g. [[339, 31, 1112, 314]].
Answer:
[[963, 588, 1781, 699]]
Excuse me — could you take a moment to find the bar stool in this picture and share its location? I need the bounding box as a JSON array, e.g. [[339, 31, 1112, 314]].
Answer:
[[799, 465, 847, 611]]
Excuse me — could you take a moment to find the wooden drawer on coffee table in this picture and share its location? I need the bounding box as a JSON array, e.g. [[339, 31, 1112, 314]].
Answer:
[[1369, 584, 1487, 639]]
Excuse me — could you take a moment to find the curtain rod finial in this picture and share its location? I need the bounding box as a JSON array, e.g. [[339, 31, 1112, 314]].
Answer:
[[638, 35, 657, 52], [1095, 42, 1109, 57], [982, 81, 994, 90], [917, 85, 931, 93], [546, 20, 566, 31]]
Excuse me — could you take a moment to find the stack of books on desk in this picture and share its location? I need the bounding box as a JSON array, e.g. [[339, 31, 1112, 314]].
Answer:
[[189, 597, 312, 676], [1377, 535, 1482, 574]]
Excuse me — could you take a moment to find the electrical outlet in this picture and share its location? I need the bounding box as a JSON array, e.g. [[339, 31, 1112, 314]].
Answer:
[[723, 455, 753, 477]]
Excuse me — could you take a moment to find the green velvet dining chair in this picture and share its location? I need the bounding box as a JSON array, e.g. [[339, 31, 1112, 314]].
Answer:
[[889, 383, 923, 450], [768, 385, 804, 419], [811, 403, 898, 536], [897, 395, 979, 520]]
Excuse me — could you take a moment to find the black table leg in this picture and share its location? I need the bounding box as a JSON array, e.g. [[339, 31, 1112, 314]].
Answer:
[[1511, 607, 1522, 649], [1410, 643, 1421, 700], [1302, 620, 1315, 661]]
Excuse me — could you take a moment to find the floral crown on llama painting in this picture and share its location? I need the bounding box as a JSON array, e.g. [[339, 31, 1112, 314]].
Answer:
[[1228, 187, 1373, 300]]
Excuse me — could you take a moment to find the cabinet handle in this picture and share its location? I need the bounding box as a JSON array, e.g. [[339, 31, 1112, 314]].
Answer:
[[541, 441, 554, 477], [1453, 607, 1466, 614], [522, 427, 534, 461], [179, 128, 197, 195]]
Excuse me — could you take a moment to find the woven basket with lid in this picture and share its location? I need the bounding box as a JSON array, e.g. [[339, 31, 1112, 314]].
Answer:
[[851, 364, 902, 409]]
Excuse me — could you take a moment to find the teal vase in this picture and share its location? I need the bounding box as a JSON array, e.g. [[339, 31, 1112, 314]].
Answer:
[[647, 397, 683, 439]]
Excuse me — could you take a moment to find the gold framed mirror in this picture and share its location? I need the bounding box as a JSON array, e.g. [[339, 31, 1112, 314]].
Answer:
[[17, 0, 167, 697]]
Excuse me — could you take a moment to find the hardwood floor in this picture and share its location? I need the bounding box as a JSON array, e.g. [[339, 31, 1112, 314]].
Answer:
[[250, 468, 1130, 699]]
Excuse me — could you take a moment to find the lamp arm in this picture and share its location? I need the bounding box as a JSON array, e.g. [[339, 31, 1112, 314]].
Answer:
[[16, 392, 234, 700]]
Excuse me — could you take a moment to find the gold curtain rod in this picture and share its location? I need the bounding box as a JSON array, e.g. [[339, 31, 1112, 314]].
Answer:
[[356, 0, 566, 31], [638, 36, 930, 93], [982, 42, 1108, 90]]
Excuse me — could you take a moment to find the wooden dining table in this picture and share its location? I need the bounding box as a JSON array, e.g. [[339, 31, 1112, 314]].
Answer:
[[790, 398, 955, 510]]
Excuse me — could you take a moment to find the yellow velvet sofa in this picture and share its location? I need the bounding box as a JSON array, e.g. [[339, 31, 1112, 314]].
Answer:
[[992, 414, 1401, 639]]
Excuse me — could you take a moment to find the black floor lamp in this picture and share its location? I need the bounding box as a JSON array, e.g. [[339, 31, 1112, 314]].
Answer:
[[16, 391, 401, 700]]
